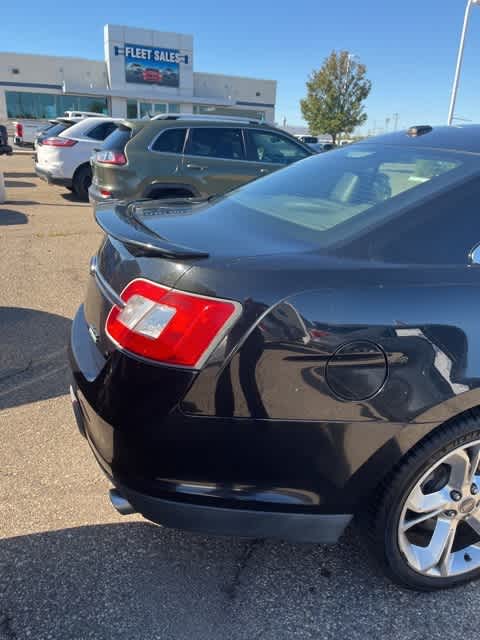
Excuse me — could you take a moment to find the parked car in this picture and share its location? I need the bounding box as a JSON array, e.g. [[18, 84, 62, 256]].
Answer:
[[70, 124, 480, 591], [13, 112, 108, 147], [309, 142, 336, 153], [296, 134, 318, 144], [13, 120, 48, 147], [89, 115, 313, 203], [62, 111, 108, 119], [0, 124, 12, 155], [35, 117, 119, 200]]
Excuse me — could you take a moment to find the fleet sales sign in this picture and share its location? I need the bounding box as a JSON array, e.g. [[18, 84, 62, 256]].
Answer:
[[115, 43, 188, 88]]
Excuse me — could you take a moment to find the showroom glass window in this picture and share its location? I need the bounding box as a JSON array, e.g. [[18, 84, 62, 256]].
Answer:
[[138, 103, 181, 119], [5, 91, 108, 119]]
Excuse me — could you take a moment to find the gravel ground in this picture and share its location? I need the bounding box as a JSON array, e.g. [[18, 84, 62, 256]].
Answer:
[[1, 153, 480, 640]]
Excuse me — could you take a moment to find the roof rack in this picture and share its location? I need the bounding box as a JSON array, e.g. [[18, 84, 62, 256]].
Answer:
[[150, 113, 264, 125]]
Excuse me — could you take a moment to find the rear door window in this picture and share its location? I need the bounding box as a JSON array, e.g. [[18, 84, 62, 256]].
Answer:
[[246, 130, 310, 165], [151, 128, 187, 153], [86, 122, 118, 141], [186, 128, 245, 160]]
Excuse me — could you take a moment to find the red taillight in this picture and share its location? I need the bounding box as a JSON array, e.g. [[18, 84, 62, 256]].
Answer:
[[95, 150, 127, 165], [42, 137, 77, 147], [100, 189, 113, 198], [106, 279, 241, 368], [15, 123, 23, 137]]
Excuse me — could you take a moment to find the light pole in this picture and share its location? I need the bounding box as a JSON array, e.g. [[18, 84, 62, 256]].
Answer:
[[447, 0, 480, 125]]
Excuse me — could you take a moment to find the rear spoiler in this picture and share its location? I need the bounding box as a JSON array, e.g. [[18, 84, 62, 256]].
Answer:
[[95, 204, 209, 259]]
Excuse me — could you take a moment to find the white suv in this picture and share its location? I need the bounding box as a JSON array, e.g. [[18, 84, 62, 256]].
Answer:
[[35, 117, 119, 200]]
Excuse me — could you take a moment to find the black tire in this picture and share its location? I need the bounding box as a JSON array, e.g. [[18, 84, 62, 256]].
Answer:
[[72, 165, 92, 201], [367, 410, 480, 590]]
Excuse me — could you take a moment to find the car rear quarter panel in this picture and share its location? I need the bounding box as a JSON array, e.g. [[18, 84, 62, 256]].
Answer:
[[181, 263, 480, 497]]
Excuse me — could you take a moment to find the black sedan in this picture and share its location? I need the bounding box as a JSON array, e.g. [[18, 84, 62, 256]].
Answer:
[[69, 124, 480, 591]]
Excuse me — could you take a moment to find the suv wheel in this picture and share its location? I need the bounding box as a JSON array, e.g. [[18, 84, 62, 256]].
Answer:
[[368, 412, 480, 590], [73, 165, 92, 201]]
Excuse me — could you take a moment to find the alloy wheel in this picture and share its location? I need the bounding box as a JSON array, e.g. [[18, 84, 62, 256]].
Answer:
[[398, 440, 480, 578]]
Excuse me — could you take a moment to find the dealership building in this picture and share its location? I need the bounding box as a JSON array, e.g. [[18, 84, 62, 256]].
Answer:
[[0, 24, 276, 123]]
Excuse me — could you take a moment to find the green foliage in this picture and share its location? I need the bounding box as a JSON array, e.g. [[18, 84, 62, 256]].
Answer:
[[300, 51, 372, 144]]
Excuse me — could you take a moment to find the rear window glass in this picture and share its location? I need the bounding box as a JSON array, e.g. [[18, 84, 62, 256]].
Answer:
[[40, 123, 68, 137], [86, 122, 117, 141], [151, 128, 186, 153], [102, 126, 134, 151], [227, 144, 477, 246]]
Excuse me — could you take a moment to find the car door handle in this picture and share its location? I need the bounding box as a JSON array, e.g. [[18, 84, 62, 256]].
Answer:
[[186, 163, 207, 171]]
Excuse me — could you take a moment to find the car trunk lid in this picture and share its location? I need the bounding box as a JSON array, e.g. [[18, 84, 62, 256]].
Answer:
[[85, 197, 315, 362]]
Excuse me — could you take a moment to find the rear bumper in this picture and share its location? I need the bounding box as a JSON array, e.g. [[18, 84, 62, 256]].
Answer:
[[70, 380, 352, 543], [88, 183, 115, 204], [68, 305, 353, 543], [35, 164, 72, 188], [114, 483, 351, 543]]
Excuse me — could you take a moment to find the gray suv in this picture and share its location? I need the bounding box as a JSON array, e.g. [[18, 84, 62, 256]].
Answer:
[[88, 115, 313, 203]]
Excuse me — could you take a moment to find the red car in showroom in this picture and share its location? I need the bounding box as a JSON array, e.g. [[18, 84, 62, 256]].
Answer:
[[142, 68, 162, 83]]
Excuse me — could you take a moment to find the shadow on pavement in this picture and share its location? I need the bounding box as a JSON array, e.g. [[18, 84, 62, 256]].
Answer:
[[0, 307, 72, 410], [0, 210, 28, 225], [4, 180, 36, 188], [0, 521, 477, 640], [4, 200, 38, 206], [3, 172, 37, 178], [60, 191, 85, 203]]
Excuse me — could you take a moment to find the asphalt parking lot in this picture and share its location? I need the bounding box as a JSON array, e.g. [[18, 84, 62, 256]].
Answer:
[[2, 152, 480, 640]]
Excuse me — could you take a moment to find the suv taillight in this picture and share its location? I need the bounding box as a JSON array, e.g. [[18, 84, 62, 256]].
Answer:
[[42, 137, 77, 147], [15, 123, 23, 137], [95, 150, 127, 165], [106, 279, 241, 368]]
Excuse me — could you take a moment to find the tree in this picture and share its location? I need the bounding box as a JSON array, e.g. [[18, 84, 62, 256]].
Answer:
[[300, 51, 371, 145]]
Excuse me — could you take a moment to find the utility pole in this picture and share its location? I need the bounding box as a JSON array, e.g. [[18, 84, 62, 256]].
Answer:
[[385, 117, 391, 132], [393, 113, 399, 131], [448, 0, 480, 125]]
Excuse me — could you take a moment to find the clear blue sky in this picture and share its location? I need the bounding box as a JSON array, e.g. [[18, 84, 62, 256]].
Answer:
[[2, 0, 480, 132]]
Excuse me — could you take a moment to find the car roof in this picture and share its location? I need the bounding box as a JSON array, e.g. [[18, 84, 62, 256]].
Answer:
[[149, 113, 265, 125], [133, 116, 296, 137], [363, 125, 480, 155]]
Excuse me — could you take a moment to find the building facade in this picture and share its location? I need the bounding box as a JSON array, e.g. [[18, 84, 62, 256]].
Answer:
[[0, 24, 276, 123]]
